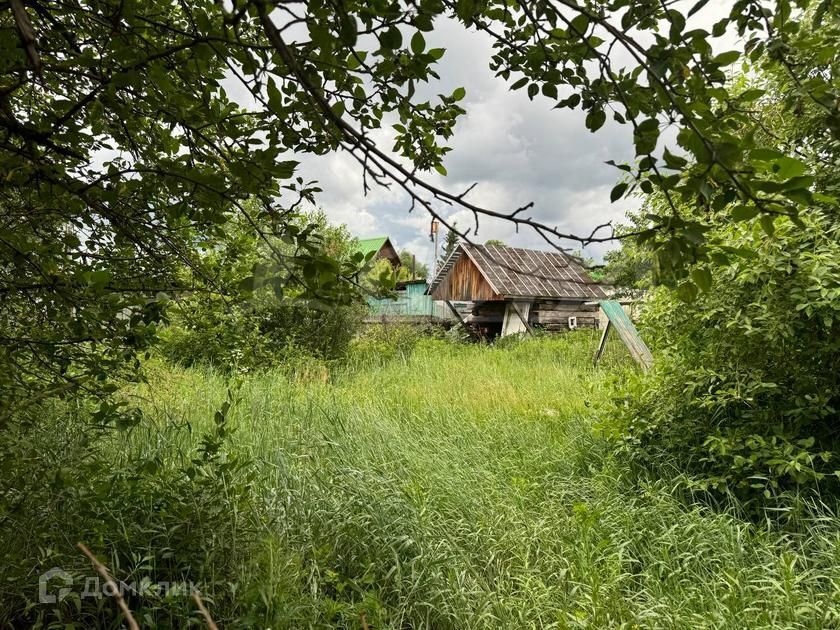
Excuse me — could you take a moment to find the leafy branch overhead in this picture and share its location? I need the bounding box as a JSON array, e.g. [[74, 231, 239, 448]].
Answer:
[[3, 2, 836, 247], [0, 0, 837, 412]]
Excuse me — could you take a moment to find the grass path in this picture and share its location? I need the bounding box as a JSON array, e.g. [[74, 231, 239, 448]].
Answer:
[[129, 334, 840, 628]]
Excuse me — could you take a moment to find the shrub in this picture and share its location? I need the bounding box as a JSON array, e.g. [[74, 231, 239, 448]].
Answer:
[[158, 299, 265, 369], [157, 208, 367, 372], [159, 294, 365, 372], [609, 215, 840, 505]]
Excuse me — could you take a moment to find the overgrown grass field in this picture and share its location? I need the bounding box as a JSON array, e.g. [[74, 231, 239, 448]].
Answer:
[[10, 332, 840, 628]]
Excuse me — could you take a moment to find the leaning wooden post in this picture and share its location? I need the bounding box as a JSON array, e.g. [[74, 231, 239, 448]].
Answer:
[[510, 302, 535, 336], [593, 319, 611, 366], [445, 300, 473, 337]]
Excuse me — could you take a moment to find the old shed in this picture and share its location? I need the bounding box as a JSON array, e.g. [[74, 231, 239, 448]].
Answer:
[[428, 243, 607, 337]]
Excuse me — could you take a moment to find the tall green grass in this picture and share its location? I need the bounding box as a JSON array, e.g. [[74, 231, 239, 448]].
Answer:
[[6, 332, 840, 627]]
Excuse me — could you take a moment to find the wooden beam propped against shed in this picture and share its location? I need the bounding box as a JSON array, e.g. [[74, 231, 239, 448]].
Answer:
[[444, 300, 473, 338], [509, 302, 535, 337]]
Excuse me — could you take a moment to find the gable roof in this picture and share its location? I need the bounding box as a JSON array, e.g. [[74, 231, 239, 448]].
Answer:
[[355, 236, 389, 257], [355, 236, 401, 267], [429, 243, 606, 300]]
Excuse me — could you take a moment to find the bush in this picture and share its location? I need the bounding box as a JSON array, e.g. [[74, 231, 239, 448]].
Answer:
[[609, 215, 840, 505], [159, 294, 365, 372]]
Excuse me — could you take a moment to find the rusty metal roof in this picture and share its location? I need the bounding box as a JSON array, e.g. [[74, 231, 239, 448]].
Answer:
[[429, 243, 607, 300]]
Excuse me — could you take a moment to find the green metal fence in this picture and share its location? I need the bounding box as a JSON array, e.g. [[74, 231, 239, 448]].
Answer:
[[367, 281, 450, 319]]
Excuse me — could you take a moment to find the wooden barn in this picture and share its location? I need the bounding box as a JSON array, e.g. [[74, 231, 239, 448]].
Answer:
[[428, 243, 607, 337]]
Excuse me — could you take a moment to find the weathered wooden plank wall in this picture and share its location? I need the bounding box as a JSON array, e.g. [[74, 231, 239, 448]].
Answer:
[[431, 254, 502, 302], [463, 299, 600, 331], [531, 301, 600, 330], [501, 302, 532, 336]]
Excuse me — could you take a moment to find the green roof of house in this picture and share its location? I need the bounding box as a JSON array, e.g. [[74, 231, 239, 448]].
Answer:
[[355, 236, 390, 257]]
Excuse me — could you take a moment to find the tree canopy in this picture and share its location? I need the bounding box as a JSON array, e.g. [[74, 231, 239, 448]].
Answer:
[[1, 0, 838, 415], [399, 249, 430, 279]]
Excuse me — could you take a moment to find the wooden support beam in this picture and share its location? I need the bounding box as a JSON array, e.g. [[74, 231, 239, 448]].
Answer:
[[501, 301, 533, 336], [445, 300, 473, 337], [510, 302, 535, 336], [593, 320, 611, 367]]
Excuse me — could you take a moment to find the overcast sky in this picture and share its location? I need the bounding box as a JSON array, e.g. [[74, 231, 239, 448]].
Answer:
[[270, 2, 735, 271], [295, 20, 635, 268]]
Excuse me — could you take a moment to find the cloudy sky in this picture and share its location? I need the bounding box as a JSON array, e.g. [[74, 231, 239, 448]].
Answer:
[[295, 20, 636, 268], [277, 2, 735, 271]]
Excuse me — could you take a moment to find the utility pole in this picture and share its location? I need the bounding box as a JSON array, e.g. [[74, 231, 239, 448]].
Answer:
[[430, 218, 439, 278]]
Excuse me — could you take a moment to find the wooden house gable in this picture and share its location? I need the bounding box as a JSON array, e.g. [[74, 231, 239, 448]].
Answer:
[[377, 238, 401, 267], [431, 250, 502, 301]]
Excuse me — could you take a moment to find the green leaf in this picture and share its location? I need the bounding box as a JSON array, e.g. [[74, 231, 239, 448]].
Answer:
[[634, 118, 660, 155], [773, 157, 806, 180], [750, 148, 785, 161], [760, 215, 776, 236], [414, 12, 434, 32], [610, 182, 628, 202], [721, 245, 759, 259], [691, 268, 712, 292], [456, 0, 478, 22], [783, 175, 814, 190], [275, 161, 298, 179], [308, 23, 333, 49], [667, 10, 686, 44], [346, 51, 367, 70], [266, 79, 283, 112], [676, 281, 699, 302], [585, 109, 606, 132], [88, 270, 112, 287], [731, 205, 759, 221], [237, 276, 255, 292], [452, 86, 466, 101], [379, 26, 402, 50], [570, 14, 590, 35], [687, 0, 711, 17], [784, 188, 813, 205], [606, 159, 633, 172], [338, 14, 358, 46], [510, 77, 529, 91], [411, 31, 426, 54], [739, 88, 766, 102], [712, 50, 740, 66], [663, 148, 688, 169], [556, 93, 581, 109], [434, 163, 447, 176], [677, 128, 711, 163]]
